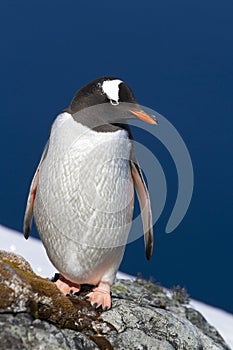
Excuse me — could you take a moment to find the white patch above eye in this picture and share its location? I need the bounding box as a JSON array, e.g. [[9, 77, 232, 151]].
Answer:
[[102, 79, 122, 104]]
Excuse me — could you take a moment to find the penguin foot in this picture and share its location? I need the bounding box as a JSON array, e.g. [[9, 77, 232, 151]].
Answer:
[[86, 281, 111, 310], [54, 275, 80, 295]]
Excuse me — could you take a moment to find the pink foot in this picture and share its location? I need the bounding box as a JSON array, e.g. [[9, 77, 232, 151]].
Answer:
[[55, 275, 80, 295], [86, 281, 111, 310]]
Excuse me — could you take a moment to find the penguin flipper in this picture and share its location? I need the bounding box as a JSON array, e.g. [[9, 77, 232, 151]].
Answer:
[[23, 142, 49, 239], [131, 160, 154, 260]]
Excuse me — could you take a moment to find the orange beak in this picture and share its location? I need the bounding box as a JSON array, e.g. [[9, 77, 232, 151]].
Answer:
[[129, 109, 158, 124]]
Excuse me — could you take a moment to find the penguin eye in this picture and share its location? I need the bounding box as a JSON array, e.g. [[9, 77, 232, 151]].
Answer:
[[110, 99, 119, 106]]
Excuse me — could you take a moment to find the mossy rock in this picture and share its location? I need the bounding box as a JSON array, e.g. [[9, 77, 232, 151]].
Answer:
[[0, 251, 230, 350], [0, 250, 113, 349]]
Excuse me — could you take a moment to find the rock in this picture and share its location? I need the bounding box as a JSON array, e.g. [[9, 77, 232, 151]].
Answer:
[[0, 251, 230, 350], [0, 313, 99, 350]]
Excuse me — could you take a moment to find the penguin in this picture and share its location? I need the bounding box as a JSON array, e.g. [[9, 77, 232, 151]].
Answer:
[[23, 77, 157, 310]]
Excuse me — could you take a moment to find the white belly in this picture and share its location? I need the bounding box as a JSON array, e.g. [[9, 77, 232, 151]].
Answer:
[[33, 113, 134, 285]]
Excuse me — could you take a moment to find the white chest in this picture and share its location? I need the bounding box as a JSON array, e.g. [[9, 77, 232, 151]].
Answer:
[[36, 113, 134, 248]]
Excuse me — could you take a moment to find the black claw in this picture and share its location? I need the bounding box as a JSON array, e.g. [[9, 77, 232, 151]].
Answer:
[[103, 306, 109, 311], [68, 289, 74, 296], [92, 302, 98, 309], [83, 295, 89, 300], [50, 273, 60, 282]]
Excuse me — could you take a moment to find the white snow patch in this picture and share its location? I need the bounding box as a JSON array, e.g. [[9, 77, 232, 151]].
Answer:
[[0, 224, 56, 278], [189, 299, 233, 349]]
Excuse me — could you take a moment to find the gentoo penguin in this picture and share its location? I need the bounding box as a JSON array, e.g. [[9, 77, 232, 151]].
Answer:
[[23, 77, 157, 310]]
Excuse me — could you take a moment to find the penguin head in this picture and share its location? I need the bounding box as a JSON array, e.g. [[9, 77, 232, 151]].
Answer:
[[68, 77, 157, 125]]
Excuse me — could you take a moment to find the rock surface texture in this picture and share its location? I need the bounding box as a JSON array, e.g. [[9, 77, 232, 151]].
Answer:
[[0, 251, 230, 350]]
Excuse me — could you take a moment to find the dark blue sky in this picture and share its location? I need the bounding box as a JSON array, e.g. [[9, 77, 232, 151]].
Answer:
[[0, 1, 232, 313]]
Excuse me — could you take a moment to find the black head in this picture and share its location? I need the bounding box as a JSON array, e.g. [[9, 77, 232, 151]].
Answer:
[[65, 77, 157, 127], [67, 76, 136, 114]]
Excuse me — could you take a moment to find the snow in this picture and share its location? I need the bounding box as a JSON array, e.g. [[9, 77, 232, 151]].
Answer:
[[189, 300, 233, 349], [0, 224, 56, 277], [0, 224, 232, 349]]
